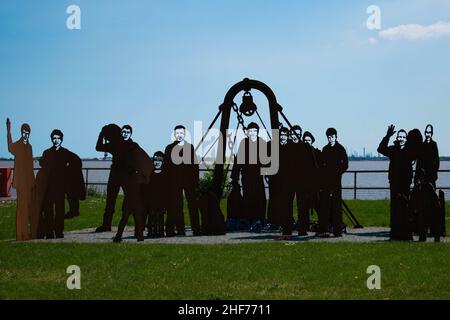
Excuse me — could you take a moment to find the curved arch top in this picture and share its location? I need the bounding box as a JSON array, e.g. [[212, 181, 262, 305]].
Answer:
[[221, 78, 280, 109], [211, 78, 284, 199]]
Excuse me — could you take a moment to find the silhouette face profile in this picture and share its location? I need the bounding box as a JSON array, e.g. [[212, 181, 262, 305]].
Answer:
[[290, 129, 302, 143], [153, 157, 163, 170], [21, 130, 30, 144], [327, 134, 337, 146], [396, 131, 407, 147], [248, 128, 258, 142], [52, 134, 63, 149], [425, 125, 433, 142], [304, 136, 313, 146], [174, 128, 185, 142], [280, 132, 288, 145], [121, 128, 132, 141]]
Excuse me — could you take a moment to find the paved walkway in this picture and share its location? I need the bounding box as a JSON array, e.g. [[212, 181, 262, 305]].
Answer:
[[21, 227, 449, 244], [0, 197, 16, 202]]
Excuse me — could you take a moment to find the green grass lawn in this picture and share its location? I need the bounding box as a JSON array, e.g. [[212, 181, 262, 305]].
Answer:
[[0, 197, 449, 300], [1, 242, 449, 299]]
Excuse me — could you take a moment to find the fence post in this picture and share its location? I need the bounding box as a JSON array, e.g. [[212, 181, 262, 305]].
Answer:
[[353, 172, 357, 200], [85, 168, 89, 191]]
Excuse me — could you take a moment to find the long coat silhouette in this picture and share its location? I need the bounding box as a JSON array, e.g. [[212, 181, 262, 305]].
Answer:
[[267, 140, 289, 225], [410, 181, 442, 242], [289, 139, 319, 235], [64, 151, 86, 200], [231, 137, 267, 221], [268, 139, 294, 233], [301, 144, 321, 194], [39, 146, 72, 238], [286, 139, 306, 231], [378, 134, 414, 240], [7, 126, 35, 240], [31, 165, 48, 239], [297, 142, 321, 235], [65, 150, 86, 217]]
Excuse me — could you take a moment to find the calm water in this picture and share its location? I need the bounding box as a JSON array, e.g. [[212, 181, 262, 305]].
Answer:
[[2, 160, 450, 200]]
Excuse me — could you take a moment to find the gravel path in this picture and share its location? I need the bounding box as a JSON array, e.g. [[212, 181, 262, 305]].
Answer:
[[21, 227, 449, 244]]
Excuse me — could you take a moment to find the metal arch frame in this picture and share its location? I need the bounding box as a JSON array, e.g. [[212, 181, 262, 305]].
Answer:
[[194, 77, 363, 228], [211, 78, 283, 199]]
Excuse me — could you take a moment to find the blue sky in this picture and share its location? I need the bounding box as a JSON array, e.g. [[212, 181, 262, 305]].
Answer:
[[1, 0, 450, 158]]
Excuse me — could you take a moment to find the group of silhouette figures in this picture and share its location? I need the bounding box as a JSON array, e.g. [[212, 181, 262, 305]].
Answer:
[[6, 119, 85, 240], [6, 117, 445, 242], [93, 123, 202, 241], [377, 125, 444, 242], [229, 124, 349, 239]]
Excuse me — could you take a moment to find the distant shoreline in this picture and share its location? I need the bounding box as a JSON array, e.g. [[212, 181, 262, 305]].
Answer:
[[1, 158, 450, 162], [2, 158, 450, 161]]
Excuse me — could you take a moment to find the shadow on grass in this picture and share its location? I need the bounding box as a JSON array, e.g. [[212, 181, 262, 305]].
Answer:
[[345, 230, 391, 238], [231, 229, 392, 242], [231, 234, 316, 242]]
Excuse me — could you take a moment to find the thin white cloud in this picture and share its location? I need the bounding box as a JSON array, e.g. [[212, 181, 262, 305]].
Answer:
[[368, 37, 378, 45], [379, 21, 450, 40]]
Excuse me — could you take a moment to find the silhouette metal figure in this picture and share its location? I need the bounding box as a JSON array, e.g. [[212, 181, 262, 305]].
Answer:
[[296, 128, 320, 235], [287, 125, 319, 236], [413, 124, 442, 241], [199, 190, 226, 235], [164, 125, 200, 236], [410, 174, 442, 242], [231, 122, 267, 223], [416, 124, 439, 187], [64, 150, 86, 219], [39, 129, 80, 239], [95, 124, 134, 232], [96, 124, 154, 242], [377, 125, 414, 240], [318, 128, 348, 237], [285, 125, 303, 234], [267, 127, 290, 230], [300, 131, 321, 235], [406, 127, 443, 241], [142, 151, 168, 238], [227, 170, 244, 221], [6, 118, 35, 241]]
